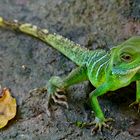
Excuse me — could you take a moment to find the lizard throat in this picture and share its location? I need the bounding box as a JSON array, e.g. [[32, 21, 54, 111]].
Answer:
[[112, 65, 140, 75]]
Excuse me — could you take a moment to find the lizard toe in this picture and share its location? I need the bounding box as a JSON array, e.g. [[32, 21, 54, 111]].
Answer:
[[51, 93, 68, 109], [54, 92, 67, 101], [29, 87, 47, 95]]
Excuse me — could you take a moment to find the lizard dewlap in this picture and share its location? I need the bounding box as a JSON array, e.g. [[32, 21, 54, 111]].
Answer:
[[0, 88, 16, 129]]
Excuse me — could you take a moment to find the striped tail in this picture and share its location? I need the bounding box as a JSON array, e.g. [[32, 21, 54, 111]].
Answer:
[[0, 17, 90, 66]]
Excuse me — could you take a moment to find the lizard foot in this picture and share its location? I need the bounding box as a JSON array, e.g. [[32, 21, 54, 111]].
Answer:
[[129, 101, 140, 113], [29, 87, 68, 116], [76, 117, 114, 134], [90, 117, 114, 134], [48, 88, 68, 109]]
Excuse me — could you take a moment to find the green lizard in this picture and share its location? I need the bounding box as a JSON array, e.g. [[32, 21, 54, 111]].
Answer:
[[0, 17, 140, 132]]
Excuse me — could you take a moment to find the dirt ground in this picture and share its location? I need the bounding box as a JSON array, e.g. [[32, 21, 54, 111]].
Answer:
[[0, 0, 140, 139]]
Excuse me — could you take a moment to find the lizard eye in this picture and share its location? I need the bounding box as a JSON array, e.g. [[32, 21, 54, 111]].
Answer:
[[120, 53, 132, 62]]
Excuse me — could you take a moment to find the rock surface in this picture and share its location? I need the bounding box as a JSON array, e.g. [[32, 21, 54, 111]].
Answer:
[[0, 0, 140, 139]]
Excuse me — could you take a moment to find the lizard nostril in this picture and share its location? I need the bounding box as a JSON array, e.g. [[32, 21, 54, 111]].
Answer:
[[113, 63, 116, 66]]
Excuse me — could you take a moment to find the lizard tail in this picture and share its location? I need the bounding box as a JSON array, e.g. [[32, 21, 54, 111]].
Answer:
[[0, 17, 89, 66]]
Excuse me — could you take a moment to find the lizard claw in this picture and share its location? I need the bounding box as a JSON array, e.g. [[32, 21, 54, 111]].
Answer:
[[129, 101, 140, 113]]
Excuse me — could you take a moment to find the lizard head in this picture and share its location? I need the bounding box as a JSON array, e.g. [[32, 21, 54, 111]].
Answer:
[[111, 36, 140, 75]]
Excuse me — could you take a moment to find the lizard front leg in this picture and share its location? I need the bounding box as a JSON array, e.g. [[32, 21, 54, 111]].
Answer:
[[84, 83, 113, 133], [129, 80, 140, 112]]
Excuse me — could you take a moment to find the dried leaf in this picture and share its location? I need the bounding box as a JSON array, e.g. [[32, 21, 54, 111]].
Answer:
[[0, 88, 16, 129]]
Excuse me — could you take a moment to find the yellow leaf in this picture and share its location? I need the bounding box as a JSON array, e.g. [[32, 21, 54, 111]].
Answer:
[[0, 115, 8, 129], [0, 88, 17, 128]]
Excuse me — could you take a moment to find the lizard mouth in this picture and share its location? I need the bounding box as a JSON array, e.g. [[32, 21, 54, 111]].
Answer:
[[112, 65, 140, 75]]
